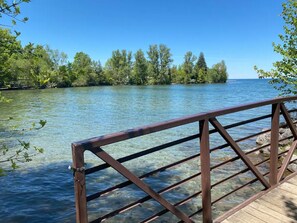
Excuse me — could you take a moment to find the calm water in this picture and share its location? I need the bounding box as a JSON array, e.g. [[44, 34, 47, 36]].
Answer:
[[0, 79, 279, 222]]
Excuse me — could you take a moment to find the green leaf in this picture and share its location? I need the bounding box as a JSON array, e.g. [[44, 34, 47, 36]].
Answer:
[[39, 120, 46, 128]]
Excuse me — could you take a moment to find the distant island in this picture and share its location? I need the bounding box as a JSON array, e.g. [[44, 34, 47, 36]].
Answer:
[[1, 29, 228, 90]]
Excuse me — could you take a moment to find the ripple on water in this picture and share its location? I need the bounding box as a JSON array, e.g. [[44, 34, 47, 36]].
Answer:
[[0, 81, 278, 222]]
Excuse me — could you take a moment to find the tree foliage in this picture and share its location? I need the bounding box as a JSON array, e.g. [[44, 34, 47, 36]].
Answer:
[[0, 28, 22, 87], [147, 44, 172, 84], [0, 115, 46, 175], [255, 0, 297, 95], [208, 60, 228, 83], [131, 49, 148, 85], [194, 52, 208, 83], [0, 0, 47, 175], [0, 0, 30, 27], [105, 50, 132, 85], [180, 51, 197, 84], [0, 28, 228, 87]]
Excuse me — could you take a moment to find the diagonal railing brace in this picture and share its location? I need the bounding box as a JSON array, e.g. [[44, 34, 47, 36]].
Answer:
[[209, 118, 270, 188], [280, 103, 297, 139], [89, 147, 193, 223], [277, 103, 297, 181]]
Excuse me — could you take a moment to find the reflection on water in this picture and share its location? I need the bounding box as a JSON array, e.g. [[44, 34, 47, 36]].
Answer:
[[0, 80, 278, 222]]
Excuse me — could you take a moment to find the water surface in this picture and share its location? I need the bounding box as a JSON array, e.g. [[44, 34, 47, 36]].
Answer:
[[0, 79, 279, 222]]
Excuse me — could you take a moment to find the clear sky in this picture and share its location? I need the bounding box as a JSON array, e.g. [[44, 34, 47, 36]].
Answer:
[[6, 0, 285, 79]]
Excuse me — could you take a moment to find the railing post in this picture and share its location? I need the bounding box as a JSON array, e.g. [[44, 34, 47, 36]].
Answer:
[[270, 103, 280, 186], [72, 144, 88, 223], [199, 119, 212, 223]]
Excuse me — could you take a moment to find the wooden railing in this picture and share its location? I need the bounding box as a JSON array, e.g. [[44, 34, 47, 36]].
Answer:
[[71, 96, 297, 223]]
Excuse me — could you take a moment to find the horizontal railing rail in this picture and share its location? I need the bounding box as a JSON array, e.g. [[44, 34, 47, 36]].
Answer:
[[72, 96, 297, 223]]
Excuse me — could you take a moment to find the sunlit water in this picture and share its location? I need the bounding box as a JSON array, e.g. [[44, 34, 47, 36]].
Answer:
[[0, 79, 280, 222]]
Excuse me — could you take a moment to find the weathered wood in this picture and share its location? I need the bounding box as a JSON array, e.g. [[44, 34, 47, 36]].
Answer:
[[270, 103, 280, 185], [249, 201, 294, 222], [242, 206, 280, 223], [72, 96, 297, 222], [260, 189, 297, 204], [89, 147, 193, 223], [226, 210, 262, 223], [254, 199, 293, 217], [199, 120, 212, 223], [277, 140, 297, 181], [280, 103, 297, 139], [278, 183, 297, 195], [287, 175, 297, 186], [72, 145, 88, 223], [210, 118, 270, 188], [221, 175, 297, 223]]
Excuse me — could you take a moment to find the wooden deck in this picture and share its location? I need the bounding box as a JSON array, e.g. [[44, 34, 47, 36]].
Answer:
[[221, 174, 297, 223]]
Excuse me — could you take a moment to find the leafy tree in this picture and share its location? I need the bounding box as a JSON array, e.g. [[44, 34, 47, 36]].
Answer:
[[176, 65, 187, 84], [181, 51, 197, 84], [0, 28, 22, 87], [0, 0, 47, 176], [194, 52, 208, 83], [105, 49, 132, 85], [131, 49, 148, 85], [196, 68, 206, 84], [159, 44, 172, 84], [196, 52, 208, 72], [92, 60, 108, 85], [255, 0, 297, 95], [71, 52, 94, 86], [46, 46, 67, 71], [8, 43, 53, 88], [147, 44, 160, 84], [0, 0, 30, 27], [48, 62, 75, 88], [208, 60, 228, 83], [147, 44, 172, 84]]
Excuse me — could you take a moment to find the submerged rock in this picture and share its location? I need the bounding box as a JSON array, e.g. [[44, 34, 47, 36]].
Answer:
[[256, 128, 294, 146], [288, 155, 297, 172], [255, 128, 272, 145], [256, 126, 294, 155]]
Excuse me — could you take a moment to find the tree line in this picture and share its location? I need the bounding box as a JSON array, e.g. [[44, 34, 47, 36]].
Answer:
[[0, 28, 228, 89]]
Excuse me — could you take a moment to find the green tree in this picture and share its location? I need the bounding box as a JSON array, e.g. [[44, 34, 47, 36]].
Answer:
[[8, 43, 53, 88], [92, 60, 109, 85], [196, 68, 206, 84], [0, 28, 22, 87], [105, 49, 132, 85], [71, 52, 94, 86], [208, 60, 228, 83], [0, 0, 47, 175], [159, 44, 173, 84], [181, 51, 197, 84], [46, 46, 67, 71], [147, 44, 159, 84], [147, 44, 172, 84], [194, 52, 208, 83], [45, 46, 71, 88], [255, 0, 297, 95], [131, 49, 148, 85], [196, 52, 207, 72]]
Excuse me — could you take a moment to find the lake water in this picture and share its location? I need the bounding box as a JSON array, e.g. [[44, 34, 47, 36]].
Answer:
[[0, 79, 280, 222]]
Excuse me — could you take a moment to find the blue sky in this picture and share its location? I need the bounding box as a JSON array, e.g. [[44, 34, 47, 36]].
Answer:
[[7, 0, 284, 79]]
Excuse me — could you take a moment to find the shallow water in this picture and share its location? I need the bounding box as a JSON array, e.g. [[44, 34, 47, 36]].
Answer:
[[0, 79, 279, 222]]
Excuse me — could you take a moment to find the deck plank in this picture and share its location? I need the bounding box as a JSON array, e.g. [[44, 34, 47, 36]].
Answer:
[[286, 176, 297, 186], [227, 210, 264, 223], [221, 174, 297, 223], [249, 201, 294, 222]]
